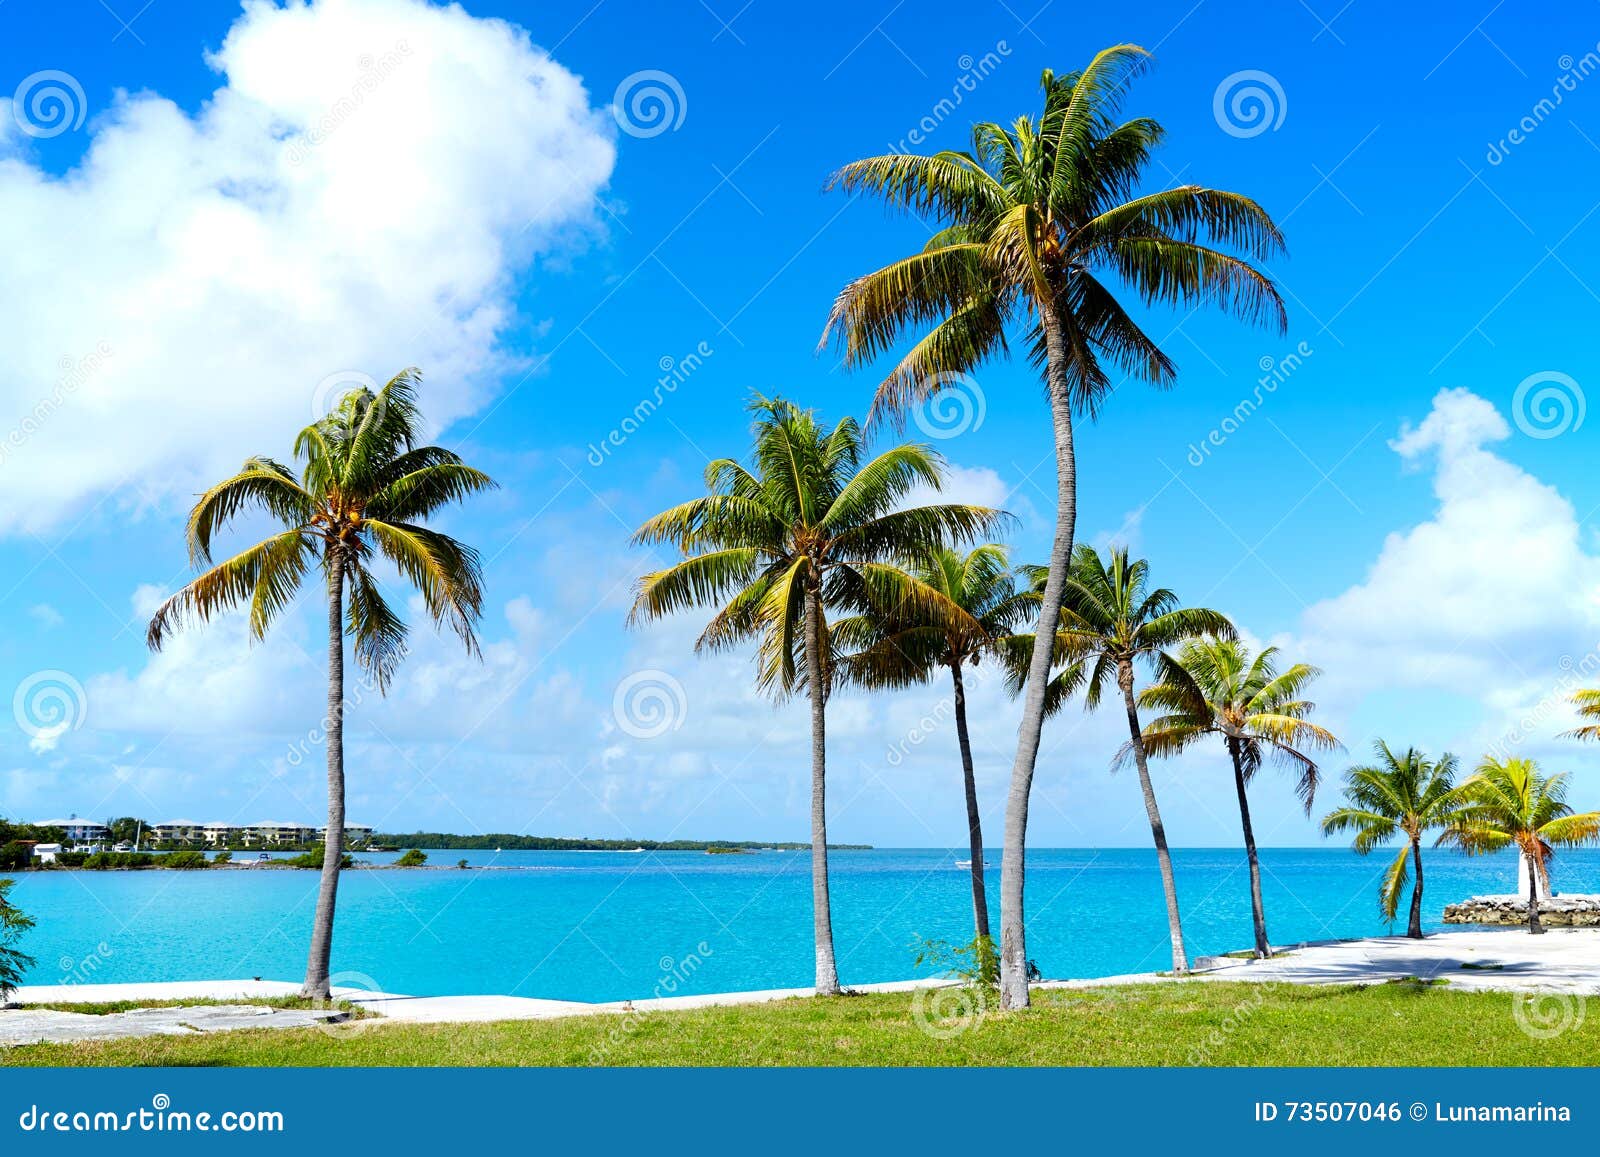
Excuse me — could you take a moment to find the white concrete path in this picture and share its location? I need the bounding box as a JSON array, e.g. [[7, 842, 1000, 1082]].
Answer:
[[8, 928, 1599, 1044]]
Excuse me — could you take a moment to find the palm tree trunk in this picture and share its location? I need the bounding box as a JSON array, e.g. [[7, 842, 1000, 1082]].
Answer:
[[949, 660, 991, 947], [1407, 838, 1425, 939], [1228, 739, 1271, 959], [1119, 660, 1187, 973], [998, 300, 1077, 1010], [803, 582, 840, 994], [1526, 850, 1544, 935], [302, 548, 346, 999]]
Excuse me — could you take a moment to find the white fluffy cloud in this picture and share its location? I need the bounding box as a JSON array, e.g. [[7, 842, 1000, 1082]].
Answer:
[[0, 0, 614, 530], [1297, 387, 1600, 756]]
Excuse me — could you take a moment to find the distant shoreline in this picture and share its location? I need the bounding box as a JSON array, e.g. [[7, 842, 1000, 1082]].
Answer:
[[370, 835, 874, 852]]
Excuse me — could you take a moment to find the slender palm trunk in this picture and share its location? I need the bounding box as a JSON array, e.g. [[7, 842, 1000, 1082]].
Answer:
[[1407, 838, 1425, 940], [1526, 850, 1544, 935], [999, 301, 1077, 1010], [803, 582, 840, 994], [1119, 660, 1187, 973], [1228, 738, 1271, 959], [302, 549, 346, 999], [949, 660, 991, 947]]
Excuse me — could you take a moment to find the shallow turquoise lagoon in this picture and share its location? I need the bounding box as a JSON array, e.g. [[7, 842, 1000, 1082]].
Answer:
[[9, 847, 1597, 1001]]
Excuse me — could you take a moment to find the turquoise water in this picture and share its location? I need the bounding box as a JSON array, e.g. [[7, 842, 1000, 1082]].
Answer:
[[8, 847, 1598, 1000]]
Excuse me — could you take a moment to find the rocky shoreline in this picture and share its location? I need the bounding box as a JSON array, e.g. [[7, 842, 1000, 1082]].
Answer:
[[1442, 894, 1600, 927]]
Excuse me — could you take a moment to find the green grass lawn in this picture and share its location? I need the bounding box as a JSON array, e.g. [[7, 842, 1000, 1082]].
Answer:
[[3, 981, 1593, 1066]]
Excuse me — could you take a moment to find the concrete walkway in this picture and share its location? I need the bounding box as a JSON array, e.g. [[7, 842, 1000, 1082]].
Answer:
[[7, 928, 1598, 1045]]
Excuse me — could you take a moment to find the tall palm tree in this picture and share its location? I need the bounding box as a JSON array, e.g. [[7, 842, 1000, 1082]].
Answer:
[[1320, 743, 1464, 939], [1443, 756, 1600, 934], [838, 544, 1031, 953], [822, 46, 1286, 1006], [629, 396, 1006, 994], [1140, 640, 1340, 959], [1013, 545, 1233, 973], [147, 371, 495, 998]]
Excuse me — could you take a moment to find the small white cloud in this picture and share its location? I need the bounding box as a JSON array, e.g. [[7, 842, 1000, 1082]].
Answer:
[[28, 603, 64, 629]]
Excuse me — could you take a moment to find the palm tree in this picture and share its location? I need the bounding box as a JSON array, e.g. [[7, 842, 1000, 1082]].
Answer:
[[1320, 743, 1464, 939], [1562, 688, 1600, 742], [822, 46, 1286, 1006], [1013, 545, 1233, 973], [838, 544, 1031, 954], [629, 396, 1006, 994], [1443, 756, 1600, 934], [0, 878, 34, 1002], [147, 371, 495, 998], [1140, 640, 1340, 959]]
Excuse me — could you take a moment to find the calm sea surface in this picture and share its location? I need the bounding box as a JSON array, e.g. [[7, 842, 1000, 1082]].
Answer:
[[9, 847, 1598, 1000]]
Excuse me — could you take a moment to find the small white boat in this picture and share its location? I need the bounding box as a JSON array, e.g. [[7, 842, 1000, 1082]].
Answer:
[[954, 858, 992, 869]]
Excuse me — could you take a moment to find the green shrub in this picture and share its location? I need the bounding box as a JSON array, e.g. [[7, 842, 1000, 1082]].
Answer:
[[0, 879, 35, 1002], [53, 852, 88, 868], [162, 851, 209, 870], [395, 849, 428, 867], [0, 842, 32, 872], [212, 851, 232, 864], [280, 843, 353, 869]]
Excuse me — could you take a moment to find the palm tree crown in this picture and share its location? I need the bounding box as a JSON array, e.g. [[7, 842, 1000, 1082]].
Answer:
[[1140, 639, 1340, 810], [629, 396, 1007, 695], [147, 371, 495, 684], [1562, 688, 1600, 743], [1445, 757, 1600, 870], [821, 46, 1286, 421], [1321, 743, 1463, 928]]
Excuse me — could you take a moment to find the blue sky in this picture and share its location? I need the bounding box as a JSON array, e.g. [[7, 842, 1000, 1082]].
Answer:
[[1, 0, 1598, 849]]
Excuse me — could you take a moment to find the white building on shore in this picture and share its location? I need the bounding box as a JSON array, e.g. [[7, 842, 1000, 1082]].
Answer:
[[30, 818, 110, 845]]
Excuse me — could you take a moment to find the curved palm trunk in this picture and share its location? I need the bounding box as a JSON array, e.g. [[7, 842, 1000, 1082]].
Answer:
[[999, 302, 1077, 1010], [1228, 738, 1271, 959], [949, 660, 991, 948], [803, 583, 841, 994], [1118, 661, 1187, 973], [1526, 850, 1544, 935], [302, 549, 346, 1000], [1407, 838, 1425, 940]]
